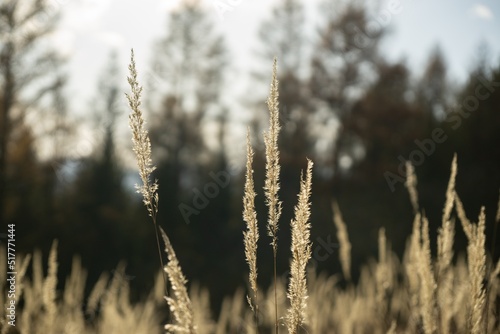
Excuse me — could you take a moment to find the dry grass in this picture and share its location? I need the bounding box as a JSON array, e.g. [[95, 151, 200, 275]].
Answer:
[[405, 161, 419, 215], [263, 57, 283, 334], [160, 228, 196, 333], [126, 49, 195, 333], [126, 49, 159, 222], [1, 57, 499, 334], [0, 247, 164, 334], [286, 159, 313, 334], [243, 130, 259, 320], [332, 200, 351, 282]]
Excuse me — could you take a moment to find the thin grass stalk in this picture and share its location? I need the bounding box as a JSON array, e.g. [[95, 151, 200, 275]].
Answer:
[[264, 57, 282, 334], [467, 207, 486, 334], [403, 161, 422, 331], [125, 49, 167, 294]]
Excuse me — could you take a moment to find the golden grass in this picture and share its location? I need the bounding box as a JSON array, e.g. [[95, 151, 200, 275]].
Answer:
[[160, 228, 196, 333], [1, 57, 499, 334], [263, 57, 283, 334], [243, 130, 259, 320], [286, 159, 313, 333], [332, 200, 351, 282], [126, 49, 194, 333]]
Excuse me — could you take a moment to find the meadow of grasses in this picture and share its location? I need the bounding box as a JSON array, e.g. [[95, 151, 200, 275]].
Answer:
[[1, 53, 499, 334]]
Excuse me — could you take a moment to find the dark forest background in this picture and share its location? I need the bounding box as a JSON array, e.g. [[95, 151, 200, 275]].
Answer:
[[1, 0, 499, 313]]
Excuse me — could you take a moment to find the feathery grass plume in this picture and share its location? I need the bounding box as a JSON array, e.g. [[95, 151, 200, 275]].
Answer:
[[405, 213, 421, 329], [438, 155, 457, 273], [189, 283, 215, 333], [286, 159, 313, 334], [417, 215, 437, 334], [86, 272, 110, 317], [467, 207, 487, 334], [14, 254, 31, 304], [437, 219, 455, 333], [243, 130, 259, 321], [264, 57, 282, 333], [437, 154, 457, 333], [126, 49, 167, 293], [43, 240, 58, 330], [332, 201, 351, 281], [403, 160, 422, 328], [265, 57, 282, 250], [63, 257, 87, 310], [126, 49, 159, 220], [405, 161, 419, 214], [160, 227, 197, 334]]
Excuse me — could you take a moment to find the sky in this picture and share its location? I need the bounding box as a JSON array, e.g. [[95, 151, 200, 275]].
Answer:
[[49, 0, 500, 111]]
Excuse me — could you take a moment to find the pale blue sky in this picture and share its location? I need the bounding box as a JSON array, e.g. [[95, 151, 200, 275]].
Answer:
[[383, 0, 500, 79], [51, 0, 500, 112]]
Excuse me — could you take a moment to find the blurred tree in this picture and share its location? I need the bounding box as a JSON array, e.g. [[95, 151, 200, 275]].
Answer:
[[416, 46, 449, 127], [310, 1, 385, 192], [253, 0, 312, 164], [443, 48, 500, 165], [148, 0, 232, 307], [62, 51, 152, 294], [85, 51, 125, 220], [250, 0, 315, 284], [441, 54, 500, 248], [0, 0, 65, 225], [148, 0, 227, 218], [256, 0, 304, 74], [411, 47, 452, 216], [348, 61, 425, 179]]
